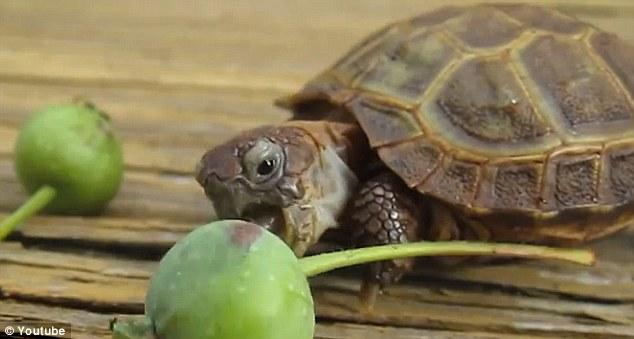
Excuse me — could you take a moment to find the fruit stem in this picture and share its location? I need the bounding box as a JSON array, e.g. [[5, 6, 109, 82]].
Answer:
[[0, 185, 56, 241], [299, 241, 596, 277]]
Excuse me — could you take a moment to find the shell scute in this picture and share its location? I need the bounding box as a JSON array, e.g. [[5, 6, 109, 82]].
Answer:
[[377, 138, 442, 187], [519, 35, 634, 134], [356, 30, 459, 102], [540, 150, 601, 211], [554, 155, 600, 207], [494, 4, 586, 34], [606, 144, 634, 203], [417, 157, 480, 206], [444, 6, 523, 49], [345, 97, 421, 147], [483, 162, 543, 211], [331, 25, 405, 85], [433, 57, 550, 144], [590, 32, 634, 104]]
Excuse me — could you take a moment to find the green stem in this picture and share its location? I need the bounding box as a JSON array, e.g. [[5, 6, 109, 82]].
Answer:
[[299, 241, 595, 277], [0, 185, 56, 241]]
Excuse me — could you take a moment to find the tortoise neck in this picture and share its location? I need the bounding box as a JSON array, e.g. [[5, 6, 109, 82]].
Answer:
[[281, 120, 369, 174]]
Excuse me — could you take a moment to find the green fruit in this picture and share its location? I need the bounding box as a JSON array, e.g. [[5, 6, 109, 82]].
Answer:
[[14, 102, 123, 214], [145, 220, 314, 339]]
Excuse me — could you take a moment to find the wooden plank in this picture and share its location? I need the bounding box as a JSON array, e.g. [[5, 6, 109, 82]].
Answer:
[[3, 209, 633, 303], [312, 286, 634, 338], [413, 259, 634, 301], [1, 242, 632, 338], [2, 213, 195, 252], [0, 0, 632, 93], [5, 211, 633, 304], [1, 300, 546, 339], [0, 300, 112, 339], [314, 322, 546, 339]]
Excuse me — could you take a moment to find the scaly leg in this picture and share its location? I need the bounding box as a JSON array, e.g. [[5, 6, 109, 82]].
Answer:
[[345, 173, 494, 311], [345, 172, 422, 312]]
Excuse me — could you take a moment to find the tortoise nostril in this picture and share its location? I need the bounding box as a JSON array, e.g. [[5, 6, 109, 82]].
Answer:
[[197, 143, 243, 183]]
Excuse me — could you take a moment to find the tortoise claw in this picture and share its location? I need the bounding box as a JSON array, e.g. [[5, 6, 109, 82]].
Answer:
[[359, 278, 381, 314]]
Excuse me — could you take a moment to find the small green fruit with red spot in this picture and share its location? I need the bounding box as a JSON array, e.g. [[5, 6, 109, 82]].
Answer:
[[144, 220, 314, 339]]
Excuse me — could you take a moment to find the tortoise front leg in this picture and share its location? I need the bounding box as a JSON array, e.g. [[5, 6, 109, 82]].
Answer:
[[345, 173, 493, 311], [345, 172, 422, 311]]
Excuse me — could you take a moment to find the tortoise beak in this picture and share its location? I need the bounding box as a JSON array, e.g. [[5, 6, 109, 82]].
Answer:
[[241, 202, 317, 257], [281, 204, 318, 257], [241, 203, 285, 235]]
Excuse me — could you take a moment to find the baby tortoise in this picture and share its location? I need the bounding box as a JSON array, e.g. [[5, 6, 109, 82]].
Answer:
[[196, 4, 634, 308]]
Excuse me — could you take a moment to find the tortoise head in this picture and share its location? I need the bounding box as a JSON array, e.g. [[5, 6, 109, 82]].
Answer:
[[196, 124, 358, 256]]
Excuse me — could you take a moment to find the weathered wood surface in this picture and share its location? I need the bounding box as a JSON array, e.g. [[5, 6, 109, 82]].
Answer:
[[1, 1, 634, 338]]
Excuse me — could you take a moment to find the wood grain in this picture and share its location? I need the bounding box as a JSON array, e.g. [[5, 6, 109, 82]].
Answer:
[[1, 1, 633, 338], [0, 0, 633, 93], [1, 241, 633, 338], [2, 301, 544, 339]]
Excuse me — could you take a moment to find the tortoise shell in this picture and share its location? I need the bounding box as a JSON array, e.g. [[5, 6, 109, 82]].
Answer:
[[279, 4, 634, 242]]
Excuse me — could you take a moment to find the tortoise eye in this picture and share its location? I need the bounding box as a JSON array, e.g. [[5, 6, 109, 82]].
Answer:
[[243, 139, 284, 184], [257, 159, 277, 176]]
